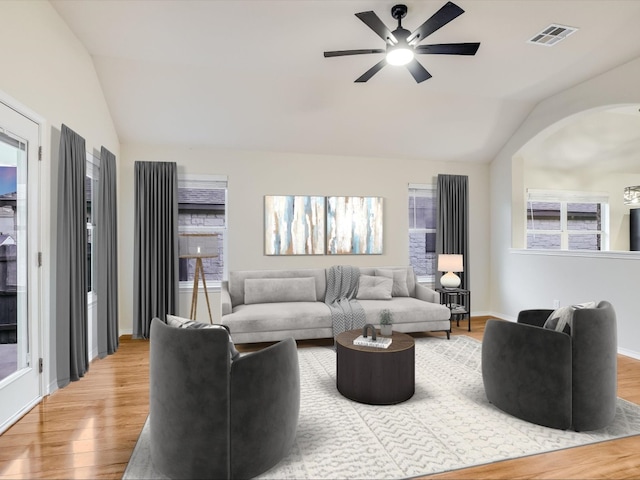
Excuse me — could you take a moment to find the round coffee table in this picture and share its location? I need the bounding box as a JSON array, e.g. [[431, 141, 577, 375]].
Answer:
[[335, 329, 415, 405]]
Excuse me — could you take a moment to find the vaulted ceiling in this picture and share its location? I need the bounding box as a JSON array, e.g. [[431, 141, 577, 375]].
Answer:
[[51, 0, 640, 163]]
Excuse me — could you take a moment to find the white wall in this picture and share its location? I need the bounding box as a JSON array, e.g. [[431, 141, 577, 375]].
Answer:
[[0, 1, 120, 391], [490, 55, 640, 357], [119, 145, 491, 333]]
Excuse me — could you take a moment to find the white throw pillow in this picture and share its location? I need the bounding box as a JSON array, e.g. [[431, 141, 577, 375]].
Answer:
[[356, 275, 393, 300]]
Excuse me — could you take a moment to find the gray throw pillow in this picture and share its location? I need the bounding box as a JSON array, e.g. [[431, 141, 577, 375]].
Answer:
[[166, 314, 240, 361], [356, 275, 393, 300], [543, 301, 596, 334], [375, 268, 410, 297], [244, 277, 316, 305]]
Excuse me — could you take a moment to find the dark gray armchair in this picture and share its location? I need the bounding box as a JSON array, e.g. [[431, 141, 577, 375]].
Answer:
[[481, 301, 617, 431], [149, 318, 300, 479]]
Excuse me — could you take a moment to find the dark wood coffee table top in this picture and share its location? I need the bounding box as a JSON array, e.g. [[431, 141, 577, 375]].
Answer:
[[335, 329, 415, 353]]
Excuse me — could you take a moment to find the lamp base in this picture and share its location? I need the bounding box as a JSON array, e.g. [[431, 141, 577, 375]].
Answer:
[[441, 272, 461, 288]]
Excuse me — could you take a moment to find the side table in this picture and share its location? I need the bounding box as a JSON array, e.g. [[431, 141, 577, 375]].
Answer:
[[436, 287, 471, 332]]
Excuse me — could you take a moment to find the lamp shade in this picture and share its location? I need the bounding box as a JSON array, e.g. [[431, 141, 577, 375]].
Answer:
[[437, 254, 463, 272], [624, 186, 640, 205], [179, 233, 218, 258]]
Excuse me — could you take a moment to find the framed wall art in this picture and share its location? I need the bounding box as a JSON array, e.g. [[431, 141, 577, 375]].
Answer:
[[264, 195, 325, 255], [326, 196, 383, 255]]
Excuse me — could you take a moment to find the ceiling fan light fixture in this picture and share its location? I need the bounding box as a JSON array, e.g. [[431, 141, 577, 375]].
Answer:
[[324, 2, 479, 82], [386, 46, 414, 66]]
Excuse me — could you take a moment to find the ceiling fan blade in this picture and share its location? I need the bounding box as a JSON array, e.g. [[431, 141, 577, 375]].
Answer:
[[406, 59, 432, 83], [324, 49, 385, 58], [415, 43, 480, 55], [355, 11, 397, 44], [355, 59, 387, 83], [407, 1, 464, 44]]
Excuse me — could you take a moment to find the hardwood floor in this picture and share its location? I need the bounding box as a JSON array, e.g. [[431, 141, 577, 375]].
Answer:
[[0, 338, 150, 479], [0, 317, 639, 479]]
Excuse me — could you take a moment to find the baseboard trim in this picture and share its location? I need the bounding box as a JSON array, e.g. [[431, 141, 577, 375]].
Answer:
[[48, 380, 58, 396], [618, 347, 640, 360], [0, 396, 42, 435], [484, 311, 517, 322]]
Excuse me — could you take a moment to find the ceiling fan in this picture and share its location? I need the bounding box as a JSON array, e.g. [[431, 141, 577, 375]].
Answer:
[[324, 1, 480, 83]]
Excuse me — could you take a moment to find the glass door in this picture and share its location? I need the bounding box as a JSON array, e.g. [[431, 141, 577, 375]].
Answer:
[[0, 100, 41, 433]]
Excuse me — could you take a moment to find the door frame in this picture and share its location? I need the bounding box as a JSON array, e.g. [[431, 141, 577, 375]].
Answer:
[[0, 89, 47, 429]]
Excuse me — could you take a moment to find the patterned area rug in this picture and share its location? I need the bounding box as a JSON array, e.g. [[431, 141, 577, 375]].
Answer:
[[123, 336, 640, 479]]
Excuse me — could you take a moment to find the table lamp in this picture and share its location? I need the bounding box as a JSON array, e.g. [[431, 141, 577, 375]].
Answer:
[[438, 254, 463, 288]]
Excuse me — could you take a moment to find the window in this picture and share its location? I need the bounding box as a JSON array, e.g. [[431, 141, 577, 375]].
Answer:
[[86, 153, 99, 297], [408, 184, 436, 282], [178, 174, 227, 288], [526, 189, 609, 251]]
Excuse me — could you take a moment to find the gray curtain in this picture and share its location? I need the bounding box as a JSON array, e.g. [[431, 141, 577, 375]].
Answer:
[[133, 161, 179, 338], [436, 174, 469, 289], [97, 147, 119, 357], [56, 124, 88, 387]]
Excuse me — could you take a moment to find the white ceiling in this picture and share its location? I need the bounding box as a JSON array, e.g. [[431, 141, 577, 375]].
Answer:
[[50, 0, 640, 163]]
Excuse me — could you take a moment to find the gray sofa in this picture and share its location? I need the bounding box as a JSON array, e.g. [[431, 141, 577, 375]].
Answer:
[[221, 266, 452, 344], [149, 318, 300, 479]]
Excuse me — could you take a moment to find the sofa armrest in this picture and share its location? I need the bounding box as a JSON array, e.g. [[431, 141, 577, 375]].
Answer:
[[482, 319, 572, 429], [221, 281, 232, 316], [415, 283, 438, 303], [517, 309, 553, 327]]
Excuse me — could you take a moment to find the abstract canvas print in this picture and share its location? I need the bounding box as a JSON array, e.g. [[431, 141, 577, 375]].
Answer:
[[326, 196, 383, 255], [264, 195, 325, 255]]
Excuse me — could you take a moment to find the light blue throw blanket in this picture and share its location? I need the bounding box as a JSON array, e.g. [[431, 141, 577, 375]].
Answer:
[[325, 266, 367, 339]]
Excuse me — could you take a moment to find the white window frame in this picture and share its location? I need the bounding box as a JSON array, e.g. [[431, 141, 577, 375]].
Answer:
[[408, 183, 437, 283], [526, 189, 610, 251], [178, 174, 227, 291]]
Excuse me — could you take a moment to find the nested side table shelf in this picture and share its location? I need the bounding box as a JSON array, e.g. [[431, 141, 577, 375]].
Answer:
[[436, 287, 471, 332]]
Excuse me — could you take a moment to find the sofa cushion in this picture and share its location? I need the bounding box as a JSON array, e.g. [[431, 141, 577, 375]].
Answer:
[[358, 297, 451, 324], [224, 302, 332, 334], [244, 277, 316, 305], [375, 268, 410, 297], [167, 314, 240, 360], [356, 275, 392, 300]]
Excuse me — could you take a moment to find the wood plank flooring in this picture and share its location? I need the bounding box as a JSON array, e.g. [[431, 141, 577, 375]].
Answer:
[[0, 317, 639, 479]]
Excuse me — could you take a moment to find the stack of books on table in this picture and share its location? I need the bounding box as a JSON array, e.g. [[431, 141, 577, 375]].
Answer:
[[352, 335, 392, 349]]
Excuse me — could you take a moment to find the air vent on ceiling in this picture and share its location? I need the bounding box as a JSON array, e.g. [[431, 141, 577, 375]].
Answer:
[[528, 24, 578, 46]]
